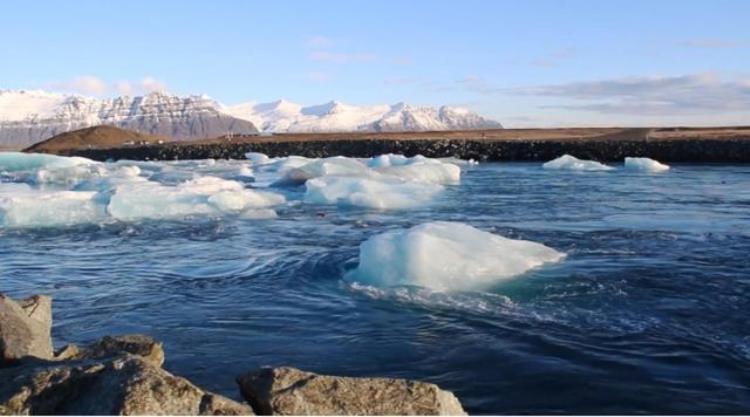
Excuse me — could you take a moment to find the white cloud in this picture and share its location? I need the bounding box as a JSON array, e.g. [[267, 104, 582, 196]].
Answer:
[[114, 80, 134, 95], [680, 39, 749, 49], [47, 75, 168, 97], [306, 35, 334, 48], [514, 72, 750, 115], [140, 76, 167, 93], [50, 75, 108, 95], [309, 50, 377, 63]]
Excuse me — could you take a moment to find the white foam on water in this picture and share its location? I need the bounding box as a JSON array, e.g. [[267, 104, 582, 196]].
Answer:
[[346, 221, 565, 291], [543, 154, 614, 171], [624, 157, 670, 172]]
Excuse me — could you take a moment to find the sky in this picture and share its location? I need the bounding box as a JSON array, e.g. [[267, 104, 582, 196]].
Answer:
[[1, 0, 749, 127]]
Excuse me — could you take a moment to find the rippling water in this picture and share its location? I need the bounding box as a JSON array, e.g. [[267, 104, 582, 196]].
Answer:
[[2, 159, 750, 414]]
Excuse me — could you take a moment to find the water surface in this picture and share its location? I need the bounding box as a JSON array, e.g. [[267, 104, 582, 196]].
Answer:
[[2, 160, 750, 414]]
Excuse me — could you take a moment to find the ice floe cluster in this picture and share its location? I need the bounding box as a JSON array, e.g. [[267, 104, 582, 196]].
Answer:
[[0, 152, 287, 228], [248, 153, 462, 209], [0, 152, 466, 228]]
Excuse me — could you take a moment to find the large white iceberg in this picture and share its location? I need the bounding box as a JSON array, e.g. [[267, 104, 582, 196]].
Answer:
[[347, 221, 565, 291], [543, 154, 614, 171], [305, 176, 443, 209], [624, 157, 670, 172]]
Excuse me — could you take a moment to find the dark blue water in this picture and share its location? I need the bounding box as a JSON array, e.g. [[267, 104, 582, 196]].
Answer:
[[2, 161, 750, 414]]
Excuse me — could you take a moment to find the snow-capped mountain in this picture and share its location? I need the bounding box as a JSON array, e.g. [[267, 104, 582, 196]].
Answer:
[[0, 90, 502, 148], [0, 90, 258, 147], [223, 99, 502, 133]]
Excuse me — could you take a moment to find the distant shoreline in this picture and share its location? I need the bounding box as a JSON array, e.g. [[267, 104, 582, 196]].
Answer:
[[17, 126, 750, 162]]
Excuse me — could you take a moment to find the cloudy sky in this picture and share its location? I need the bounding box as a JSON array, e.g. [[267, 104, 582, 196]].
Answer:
[[2, 0, 749, 127]]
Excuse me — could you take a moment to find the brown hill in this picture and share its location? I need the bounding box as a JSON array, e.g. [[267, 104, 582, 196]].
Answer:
[[24, 125, 169, 154]]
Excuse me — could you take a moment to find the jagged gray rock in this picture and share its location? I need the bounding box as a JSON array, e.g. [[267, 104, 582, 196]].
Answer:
[[60, 334, 165, 367], [0, 354, 254, 415], [0, 294, 53, 362], [236, 367, 466, 416]]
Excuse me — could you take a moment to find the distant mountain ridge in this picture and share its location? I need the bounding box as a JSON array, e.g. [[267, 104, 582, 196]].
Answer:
[[0, 90, 503, 147], [223, 99, 503, 133]]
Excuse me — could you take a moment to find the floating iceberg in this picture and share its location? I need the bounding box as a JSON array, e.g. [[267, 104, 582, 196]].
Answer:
[[366, 154, 412, 168], [108, 176, 285, 221], [277, 157, 372, 185], [347, 221, 565, 291], [0, 183, 106, 228], [305, 176, 443, 209], [543, 154, 614, 171], [624, 157, 670, 172], [245, 152, 271, 166], [377, 160, 461, 185], [0, 152, 97, 173]]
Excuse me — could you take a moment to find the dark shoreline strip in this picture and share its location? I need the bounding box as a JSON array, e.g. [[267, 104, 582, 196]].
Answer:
[[70, 138, 750, 163]]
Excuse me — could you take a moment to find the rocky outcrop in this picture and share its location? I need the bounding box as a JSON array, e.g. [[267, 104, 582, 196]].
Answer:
[[55, 334, 165, 367], [237, 367, 466, 416], [1, 295, 466, 415], [0, 293, 253, 416], [0, 354, 254, 415], [0, 295, 53, 362]]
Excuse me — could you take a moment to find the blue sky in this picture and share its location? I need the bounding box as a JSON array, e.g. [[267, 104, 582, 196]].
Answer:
[[2, 0, 749, 126]]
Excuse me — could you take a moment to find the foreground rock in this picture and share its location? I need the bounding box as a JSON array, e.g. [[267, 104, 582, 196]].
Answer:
[[55, 334, 165, 367], [1, 294, 467, 415], [237, 367, 466, 416], [0, 354, 254, 415], [0, 294, 253, 415], [0, 294, 53, 362]]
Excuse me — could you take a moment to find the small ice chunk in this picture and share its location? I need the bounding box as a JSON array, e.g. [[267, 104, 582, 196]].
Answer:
[[305, 176, 443, 209], [245, 152, 271, 165], [366, 154, 411, 168], [543, 154, 614, 171], [624, 157, 670, 172], [347, 221, 565, 291]]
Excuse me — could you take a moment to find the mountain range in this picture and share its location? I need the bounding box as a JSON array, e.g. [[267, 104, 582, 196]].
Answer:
[[0, 90, 503, 147]]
